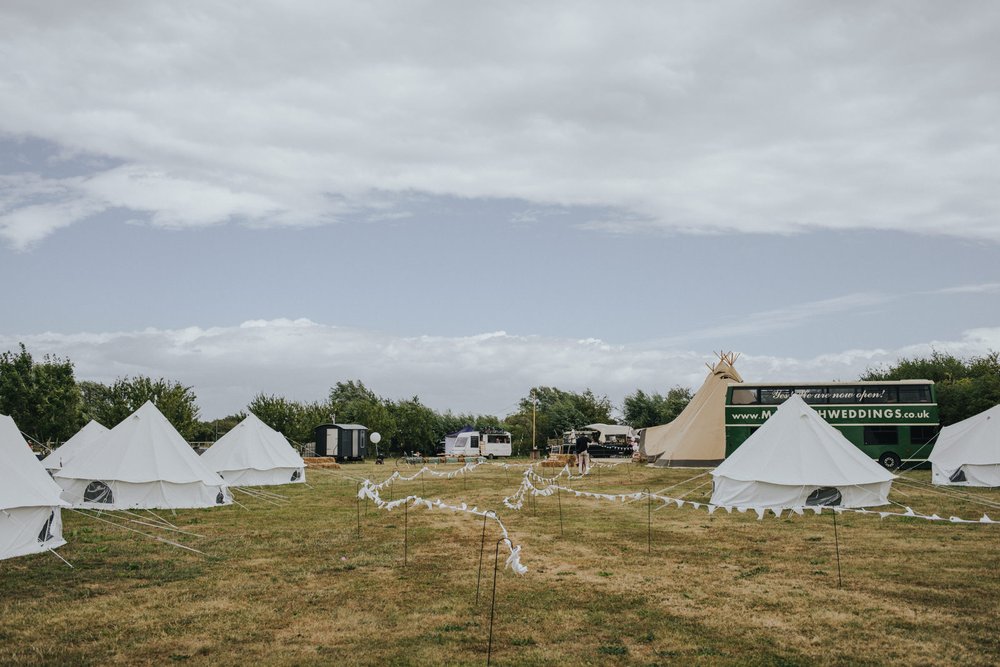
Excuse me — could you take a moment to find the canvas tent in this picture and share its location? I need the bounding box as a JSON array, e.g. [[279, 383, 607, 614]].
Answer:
[[641, 353, 743, 467], [584, 423, 635, 443], [55, 401, 231, 510], [1, 414, 68, 560], [710, 394, 894, 509], [40, 420, 109, 471], [200, 413, 306, 486], [929, 404, 1000, 486]]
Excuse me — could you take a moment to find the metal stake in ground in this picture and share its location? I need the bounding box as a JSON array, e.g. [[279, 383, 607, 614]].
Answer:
[[476, 510, 495, 605], [356, 483, 362, 538], [487, 537, 505, 666], [557, 485, 564, 537], [832, 509, 843, 589], [644, 487, 651, 554], [403, 498, 408, 568]]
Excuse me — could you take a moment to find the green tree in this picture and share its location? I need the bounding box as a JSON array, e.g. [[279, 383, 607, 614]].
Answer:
[[389, 396, 439, 455], [623, 386, 693, 428], [514, 386, 615, 450], [247, 393, 304, 439], [861, 350, 1000, 425], [191, 413, 245, 443], [328, 380, 397, 449], [244, 394, 335, 445], [0, 343, 83, 444], [81, 376, 201, 439], [295, 400, 335, 445]]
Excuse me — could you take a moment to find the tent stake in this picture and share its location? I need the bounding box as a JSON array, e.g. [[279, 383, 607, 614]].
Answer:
[[403, 499, 408, 568], [487, 537, 504, 666], [356, 483, 361, 538], [557, 486, 564, 537], [475, 511, 493, 605], [644, 487, 652, 554], [833, 510, 843, 589]]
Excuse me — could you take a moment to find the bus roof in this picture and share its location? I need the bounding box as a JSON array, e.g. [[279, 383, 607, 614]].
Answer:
[[725, 379, 933, 387]]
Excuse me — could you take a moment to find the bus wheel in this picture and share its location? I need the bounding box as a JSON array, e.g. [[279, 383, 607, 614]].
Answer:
[[878, 452, 900, 470], [487, 454, 495, 460]]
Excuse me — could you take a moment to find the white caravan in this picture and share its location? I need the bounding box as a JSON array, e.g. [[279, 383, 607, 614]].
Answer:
[[448, 429, 512, 458]]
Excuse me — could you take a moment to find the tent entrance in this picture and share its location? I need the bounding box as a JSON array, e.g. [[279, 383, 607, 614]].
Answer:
[[949, 468, 967, 483], [37, 511, 55, 543], [84, 481, 114, 504], [806, 487, 843, 507]]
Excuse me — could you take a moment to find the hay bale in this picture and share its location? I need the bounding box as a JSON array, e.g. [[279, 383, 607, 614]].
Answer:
[[303, 457, 341, 469]]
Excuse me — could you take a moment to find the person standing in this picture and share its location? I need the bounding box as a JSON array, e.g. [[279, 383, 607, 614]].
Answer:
[[575, 432, 591, 475]]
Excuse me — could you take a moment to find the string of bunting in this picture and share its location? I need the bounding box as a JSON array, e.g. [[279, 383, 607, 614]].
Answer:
[[367, 461, 488, 491], [501, 469, 998, 524], [357, 480, 529, 574]]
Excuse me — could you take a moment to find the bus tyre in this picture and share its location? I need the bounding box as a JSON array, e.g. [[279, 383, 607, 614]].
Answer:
[[878, 452, 900, 470], [487, 454, 494, 460]]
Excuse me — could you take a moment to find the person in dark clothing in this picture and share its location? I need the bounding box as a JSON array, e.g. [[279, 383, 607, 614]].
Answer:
[[575, 433, 591, 474]]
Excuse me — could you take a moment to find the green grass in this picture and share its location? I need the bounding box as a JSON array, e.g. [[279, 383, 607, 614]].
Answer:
[[1, 461, 999, 665]]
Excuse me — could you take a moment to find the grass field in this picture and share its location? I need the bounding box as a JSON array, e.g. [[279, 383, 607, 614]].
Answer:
[[2, 460, 998, 666]]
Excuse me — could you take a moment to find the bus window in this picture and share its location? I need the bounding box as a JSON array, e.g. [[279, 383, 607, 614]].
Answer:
[[909, 425, 939, 446], [731, 388, 758, 405], [864, 426, 898, 446], [794, 387, 828, 404], [760, 388, 792, 404], [828, 387, 857, 403], [899, 385, 932, 403], [858, 386, 897, 404]]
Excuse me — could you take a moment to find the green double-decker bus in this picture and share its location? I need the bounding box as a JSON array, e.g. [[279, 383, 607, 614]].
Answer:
[[725, 380, 939, 470]]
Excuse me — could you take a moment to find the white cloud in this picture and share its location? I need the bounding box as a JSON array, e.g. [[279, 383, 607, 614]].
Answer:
[[4, 318, 998, 420], [1, 1, 999, 247]]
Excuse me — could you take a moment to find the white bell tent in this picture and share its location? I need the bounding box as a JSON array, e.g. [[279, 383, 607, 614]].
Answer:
[[54, 401, 231, 510], [40, 419, 109, 471], [1, 414, 68, 560], [929, 404, 1000, 486], [710, 394, 895, 509], [200, 413, 306, 486]]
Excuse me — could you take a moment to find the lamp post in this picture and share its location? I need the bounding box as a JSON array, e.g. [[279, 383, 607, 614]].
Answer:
[[531, 390, 538, 460]]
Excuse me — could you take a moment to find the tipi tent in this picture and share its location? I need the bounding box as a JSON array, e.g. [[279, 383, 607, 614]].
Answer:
[[54, 401, 231, 510], [200, 413, 306, 486], [710, 394, 894, 509], [1, 414, 68, 560], [40, 420, 109, 471], [641, 353, 743, 467], [929, 404, 1000, 486]]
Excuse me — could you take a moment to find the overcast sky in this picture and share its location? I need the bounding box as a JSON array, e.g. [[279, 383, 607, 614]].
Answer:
[[2, 1, 998, 419]]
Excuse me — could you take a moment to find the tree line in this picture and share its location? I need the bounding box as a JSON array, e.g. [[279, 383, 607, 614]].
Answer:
[[9, 342, 992, 454], [861, 350, 1000, 426], [1, 343, 683, 454]]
